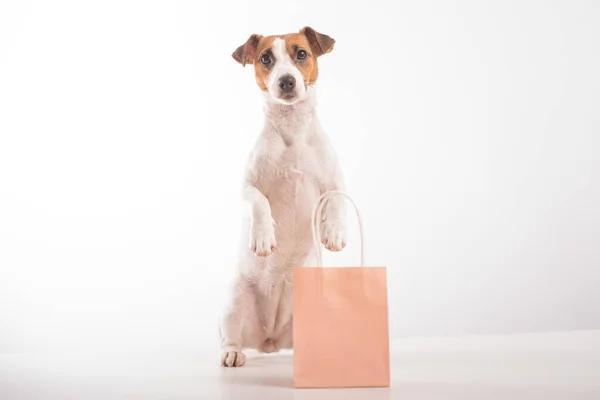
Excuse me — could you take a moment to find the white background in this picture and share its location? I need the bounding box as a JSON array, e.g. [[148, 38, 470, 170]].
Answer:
[[1, 0, 599, 354]]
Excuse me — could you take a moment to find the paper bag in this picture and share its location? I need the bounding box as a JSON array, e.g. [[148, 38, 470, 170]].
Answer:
[[293, 191, 390, 388]]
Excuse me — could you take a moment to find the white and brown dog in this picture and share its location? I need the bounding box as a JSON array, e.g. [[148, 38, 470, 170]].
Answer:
[[220, 27, 347, 367]]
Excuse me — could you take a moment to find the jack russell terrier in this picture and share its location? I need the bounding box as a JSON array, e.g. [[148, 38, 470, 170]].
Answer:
[[220, 27, 347, 367]]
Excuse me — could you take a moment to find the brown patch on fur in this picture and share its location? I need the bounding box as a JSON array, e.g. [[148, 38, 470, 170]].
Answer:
[[252, 36, 277, 91], [232, 34, 263, 67], [232, 27, 335, 92], [281, 33, 319, 87], [300, 26, 335, 58]]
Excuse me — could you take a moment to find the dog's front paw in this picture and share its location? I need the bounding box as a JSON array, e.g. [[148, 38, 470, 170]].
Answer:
[[221, 351, 246, 367], [320, 220, 347, 252], [249, 218, 277, 257]]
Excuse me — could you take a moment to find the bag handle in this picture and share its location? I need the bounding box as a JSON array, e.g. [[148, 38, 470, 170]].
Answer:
[[311, 191, 365, 267]]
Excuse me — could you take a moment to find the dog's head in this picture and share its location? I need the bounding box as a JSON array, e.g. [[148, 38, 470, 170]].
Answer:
[[232, 27, 335, 105]]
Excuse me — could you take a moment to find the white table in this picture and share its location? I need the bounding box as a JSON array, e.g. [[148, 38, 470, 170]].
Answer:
[[1, 330, 599, 399]]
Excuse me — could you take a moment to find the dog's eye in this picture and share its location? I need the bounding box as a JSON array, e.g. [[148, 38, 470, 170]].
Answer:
[[260, 53, 272, 65], [297, 49, 308, 60]]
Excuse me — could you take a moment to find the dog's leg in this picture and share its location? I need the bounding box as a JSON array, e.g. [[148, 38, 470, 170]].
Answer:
[[244, 185, 277, 257], [320, 168, 348, 252], [220, 278, 253, 367]]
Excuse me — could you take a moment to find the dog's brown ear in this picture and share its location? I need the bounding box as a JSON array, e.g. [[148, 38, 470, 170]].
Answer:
[[232, 34, 263, 67], [300, 27, 335, 57]]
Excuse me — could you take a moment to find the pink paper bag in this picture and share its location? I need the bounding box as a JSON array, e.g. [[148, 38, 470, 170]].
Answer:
[[293, 191, 390, 388]]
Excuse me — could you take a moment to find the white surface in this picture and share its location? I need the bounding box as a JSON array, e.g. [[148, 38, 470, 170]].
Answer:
[[1, 330, 599, 399], [1, 0, 600, 355]]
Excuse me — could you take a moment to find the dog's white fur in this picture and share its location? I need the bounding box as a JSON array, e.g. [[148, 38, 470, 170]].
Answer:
[[220, 39, 346, 367], [268, 38, 307, 104]]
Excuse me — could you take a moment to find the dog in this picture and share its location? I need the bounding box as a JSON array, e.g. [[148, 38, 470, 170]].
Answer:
[[220, 27, 347, 367]]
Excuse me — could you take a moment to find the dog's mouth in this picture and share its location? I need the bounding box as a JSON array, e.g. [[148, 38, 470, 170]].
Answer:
[[273, 91, 301, 105]]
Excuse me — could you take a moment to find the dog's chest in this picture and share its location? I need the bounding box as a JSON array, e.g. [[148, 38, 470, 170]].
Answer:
[[276, 143, 321, 183]]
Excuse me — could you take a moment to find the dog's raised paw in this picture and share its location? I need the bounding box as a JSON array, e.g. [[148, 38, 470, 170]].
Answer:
[[221, 351, 246, 367], [249, 219, 277, 257], [320, 220, 347, 252]]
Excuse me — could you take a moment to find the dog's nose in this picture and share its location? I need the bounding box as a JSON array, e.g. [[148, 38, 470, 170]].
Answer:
[[278, 75, 296, 93]]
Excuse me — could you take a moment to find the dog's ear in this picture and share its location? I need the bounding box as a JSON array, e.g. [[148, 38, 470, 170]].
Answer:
[[232, 34, 263, 67], [300, 27, 335, 57]]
